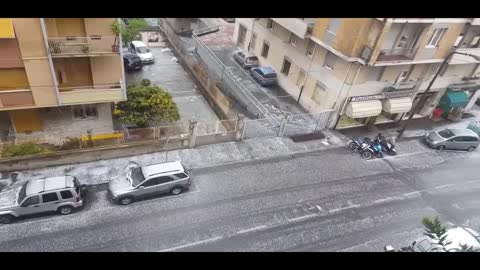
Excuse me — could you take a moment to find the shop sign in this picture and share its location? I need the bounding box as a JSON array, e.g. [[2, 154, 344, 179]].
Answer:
[[350, 90, 414, 102], [350, 95, 383, 102]]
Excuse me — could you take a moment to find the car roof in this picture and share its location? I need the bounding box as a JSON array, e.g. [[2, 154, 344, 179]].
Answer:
[[444, 227, 480, 250], [26, 176, 75, 196], [131, 40, 146, 47], [141, 161, 185, 178], [449, 128, 479, 137], [255, 66, 276, 74], [235, 50, 256, 57]]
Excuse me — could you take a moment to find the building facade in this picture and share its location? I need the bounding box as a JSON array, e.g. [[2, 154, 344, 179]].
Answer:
[[0, 18, 126, 140], [234, 18, 480, 129]]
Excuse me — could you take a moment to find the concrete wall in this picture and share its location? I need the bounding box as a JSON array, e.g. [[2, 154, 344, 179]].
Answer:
[[0, 39, 24, 69], [45, 18, 86, 37], [59, 89, 124, 105], [90, 55, 122, 87], [53, 58, 93, 88]]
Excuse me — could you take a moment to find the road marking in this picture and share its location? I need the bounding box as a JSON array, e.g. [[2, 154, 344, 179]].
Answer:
[[435, 184, 456, 189], [374, 196, 399, 203], [366, 151, 430, 161], [236, 225, 268, 234], [157, 236, 223, 252], [316, 205, 323, 212], [328, 204, 360, 213], [403, 191, 422, 197], [287, 213, 318, 222], [466, 180, 480, 184]]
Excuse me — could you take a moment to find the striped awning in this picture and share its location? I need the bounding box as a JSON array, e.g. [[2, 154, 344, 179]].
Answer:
[[383, 97, 413, 114], [346, 100, 382, 119]]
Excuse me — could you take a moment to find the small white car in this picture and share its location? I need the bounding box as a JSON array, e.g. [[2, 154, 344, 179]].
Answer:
[[130, 40, 154, 64]]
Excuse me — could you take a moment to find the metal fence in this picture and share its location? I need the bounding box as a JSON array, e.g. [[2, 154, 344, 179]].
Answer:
[[283, 110, 334, 137]]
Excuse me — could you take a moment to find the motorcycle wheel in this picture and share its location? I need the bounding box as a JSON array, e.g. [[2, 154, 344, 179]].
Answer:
[[361, 151, 373, 160], [349, 142, 358, 150], [387, 150, 397, 156], [374, 152, 384, 158]]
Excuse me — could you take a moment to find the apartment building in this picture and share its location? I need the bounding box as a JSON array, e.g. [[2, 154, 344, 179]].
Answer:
[[234, 18, 480, 129], [0, 18, 126, 140]]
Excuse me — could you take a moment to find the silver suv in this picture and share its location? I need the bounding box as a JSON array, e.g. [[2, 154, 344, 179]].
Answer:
[[108, 161, 191, 205], [0, 176, 87, 224]]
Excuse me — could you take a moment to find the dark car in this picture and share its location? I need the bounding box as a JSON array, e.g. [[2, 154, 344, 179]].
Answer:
[[250, 67, 277, 86], [123, 52, 143, 72]]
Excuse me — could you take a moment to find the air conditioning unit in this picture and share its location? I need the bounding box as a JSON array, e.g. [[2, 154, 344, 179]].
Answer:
[[360, 46, 372, 61]]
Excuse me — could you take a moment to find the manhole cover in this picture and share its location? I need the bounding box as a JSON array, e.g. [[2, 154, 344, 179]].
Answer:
[[290, 132, 326, 142]]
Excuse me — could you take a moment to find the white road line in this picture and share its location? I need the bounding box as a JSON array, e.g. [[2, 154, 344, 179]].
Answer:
[[287, 213, 318, 222], [157, 236, 223, 252], [236, 225, 268, 234], [328, 204, 360, 213], [435, 184, 456, 189], [403, 191, 422, 197], [466, 180, 480, 184], [316, 205, 323, 212], [366, 151, 430, 161], [374, 197, 397, 203]]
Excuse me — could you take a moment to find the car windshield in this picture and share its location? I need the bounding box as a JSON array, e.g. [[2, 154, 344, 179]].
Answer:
[[136, 47, 150, 54], [130, 167, 145, 186], [438, 129, 455, 138], [263, 73, 276, 78], [246, 56, 258, 62], [17, 183, 27, 204]]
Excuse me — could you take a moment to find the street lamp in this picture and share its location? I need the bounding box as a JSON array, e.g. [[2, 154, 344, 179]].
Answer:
[[396, 50, 480, 139]]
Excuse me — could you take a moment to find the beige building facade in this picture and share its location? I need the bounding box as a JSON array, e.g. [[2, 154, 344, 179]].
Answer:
[[0, 18, 126, 139], [234, 18, 480, 129]]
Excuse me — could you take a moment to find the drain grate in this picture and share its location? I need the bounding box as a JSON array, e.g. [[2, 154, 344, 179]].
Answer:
[[290, 132, 326, 142]]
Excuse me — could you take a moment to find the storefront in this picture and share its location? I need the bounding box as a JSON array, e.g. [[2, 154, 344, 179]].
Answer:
[[437, 82, 480, 121], [336, 89, 415, 129]]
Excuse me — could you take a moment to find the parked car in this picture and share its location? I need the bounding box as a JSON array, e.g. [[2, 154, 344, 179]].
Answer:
[[108, 161, 191, 205], [123, 52, 143, 72], [223, 18, 236, 23], [250, 66, 278, 86], [233, 50, 259, 69], [129, 40, 154, 64], [425, 128, 480, 151], [0, 176, 87, 224]]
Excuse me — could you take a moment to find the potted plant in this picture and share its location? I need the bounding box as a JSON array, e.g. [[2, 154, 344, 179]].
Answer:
[[111, 20, 122, 52], [81, 44, 89, 54], [48, 41, 61, 54]]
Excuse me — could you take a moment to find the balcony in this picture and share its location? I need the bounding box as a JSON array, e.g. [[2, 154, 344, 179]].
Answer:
[[48, 36, 120, 58], [377, 48, 416, 62], [58, 83, 125, 105], [450, 48, 480, 65], [271, 18, 315, 39], [0, 90, 35, 109]]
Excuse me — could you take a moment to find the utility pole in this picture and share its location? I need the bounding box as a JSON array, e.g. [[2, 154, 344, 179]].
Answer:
[[247, 18, 257, 52], [397, 50, 480, 139], [297, 42, 317, 104]]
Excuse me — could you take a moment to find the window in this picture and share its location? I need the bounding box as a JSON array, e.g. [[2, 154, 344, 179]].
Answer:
[[141, 178, 162, 187], [311, 81, 326, 104], [21, 196, 39, 207], [323, 52, 336, 71], [327, 18, 342, 35], [438, 129, 454, 138], [397, 36, 408, 48], [42, 192, 59, 203], [281, 58, 292, 76], [471, 36, 480, 47], [237, 52, 245, 58], [173, 173, 188, 180], [306, 40, 315, 57], [250, 33, 257, 51], [289, 33, 298, 47], [261, 42, 270, 58], [155, 176, 174, 184], [296, 69, 306, 87], [267, 19, 275, 30], [73, 105, 98, 119], [454, 33, 464, 47], [395, 71, 409, 84], [426, 28, 447, 47], [60, 190, 73, 199]]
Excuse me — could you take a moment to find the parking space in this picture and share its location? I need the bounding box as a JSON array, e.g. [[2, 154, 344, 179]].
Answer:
[[125, 45, 221, 123]]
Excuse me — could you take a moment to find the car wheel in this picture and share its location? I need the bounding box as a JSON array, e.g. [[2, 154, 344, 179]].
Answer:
[[170, 186, 183, 195], [467, 146, 476, 152], [437, 145, 445, 151], [0, 215, 13, 224], [58, 206, 73, 215], [119, 196, 134, 205]]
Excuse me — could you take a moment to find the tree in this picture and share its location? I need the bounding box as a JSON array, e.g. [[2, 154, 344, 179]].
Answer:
[[114, 80, 180, 128], [116, 18, 148, 46], [395, 216, 479, 252]]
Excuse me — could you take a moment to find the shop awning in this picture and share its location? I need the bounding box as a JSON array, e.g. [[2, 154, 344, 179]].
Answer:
[[346, 100, 382, 119], [382, 97, 413, 114], [443, 91, 469, 108]]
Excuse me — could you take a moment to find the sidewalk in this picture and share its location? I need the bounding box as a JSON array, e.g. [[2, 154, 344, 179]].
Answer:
[[340, 104, 480, 141], [0, 130, 350, 190]]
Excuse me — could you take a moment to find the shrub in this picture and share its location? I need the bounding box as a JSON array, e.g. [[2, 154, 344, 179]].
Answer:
[[59, 137, 82, 151], [1, 143, 54, 158]]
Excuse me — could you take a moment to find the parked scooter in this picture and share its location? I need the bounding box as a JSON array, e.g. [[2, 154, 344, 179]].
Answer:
[[349, 137, 365, 150], [375, 133, 397, 156], [369, 137, 384, 158]]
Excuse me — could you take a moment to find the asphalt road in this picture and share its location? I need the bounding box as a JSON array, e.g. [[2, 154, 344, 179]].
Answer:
[[1, 140, 480, 252]]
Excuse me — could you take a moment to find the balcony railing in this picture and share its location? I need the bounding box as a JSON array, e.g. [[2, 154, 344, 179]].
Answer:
[[377, 48, 416, 62], [58, 82, 125, 105], [0, 90, 34, 108], [58, 82, 123, 92], [48, 36, 119, 57], [323, 31, 336, 47]]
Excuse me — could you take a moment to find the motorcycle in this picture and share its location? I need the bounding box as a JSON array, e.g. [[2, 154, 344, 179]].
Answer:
[[374, 134, 397, 156], [370, 137, 384, 158], [349, 137, 365, 151], [358, 137, 374, 159]]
